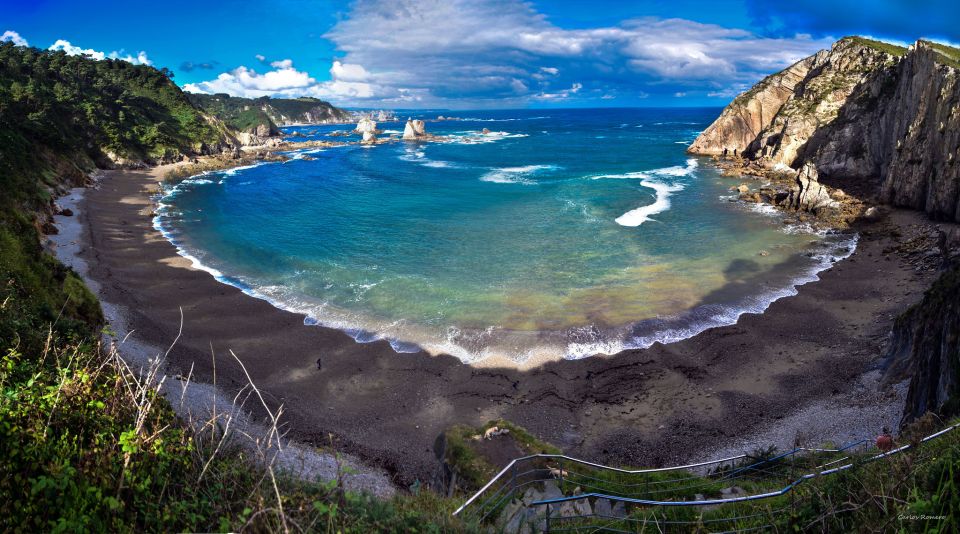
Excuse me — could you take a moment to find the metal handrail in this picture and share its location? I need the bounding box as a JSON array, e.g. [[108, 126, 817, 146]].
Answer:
[[455, 423, 959, 522], [453, 452, 746, 516], [453, 439, 867, 516], [528, 423, 959, 509]]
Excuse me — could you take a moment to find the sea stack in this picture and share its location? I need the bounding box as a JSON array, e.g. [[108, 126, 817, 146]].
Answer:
[[402, 119, 427, 140], [356, 117, 378, 144]]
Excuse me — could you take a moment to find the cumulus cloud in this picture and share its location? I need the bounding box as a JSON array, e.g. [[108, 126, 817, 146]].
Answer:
[[48, 39, 152, 65], [182, 56, 394, 100], [183, 0, 836, 106], [1, 30, 28, 47], [318, 0, 834, 105], [183, 60, 316, 97]]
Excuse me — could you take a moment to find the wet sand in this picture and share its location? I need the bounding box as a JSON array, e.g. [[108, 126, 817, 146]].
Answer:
[[66, 164, 939, 485]]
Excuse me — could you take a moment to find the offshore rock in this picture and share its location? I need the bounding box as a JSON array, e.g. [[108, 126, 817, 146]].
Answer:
[[402, 119, 427, 140], [357, 118, 378, 144]]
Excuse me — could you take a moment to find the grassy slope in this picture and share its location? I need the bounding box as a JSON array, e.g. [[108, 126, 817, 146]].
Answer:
[[186, 93, 349, 133], [185, 93, 279, 133], [0, 44, 472, 532]]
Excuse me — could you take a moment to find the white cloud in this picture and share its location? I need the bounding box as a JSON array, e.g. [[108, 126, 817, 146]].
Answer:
[[183, 0, 836, 106], [534, 82, 583, 100], [314, 0, 834, 106], [109, 50, 152, 65], [183, 61, 316, 98], [48, 39, 151, 65], [50, 39, 106, 60], [183, 57, 394, 100], [674, 92, 687, 97], [1, 30, 28, 47], [330, 61, 369, 82], [255, 54, 266, 62]]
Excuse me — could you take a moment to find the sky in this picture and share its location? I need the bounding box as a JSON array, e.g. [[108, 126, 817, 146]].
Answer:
[[2, 0, 958, 109]]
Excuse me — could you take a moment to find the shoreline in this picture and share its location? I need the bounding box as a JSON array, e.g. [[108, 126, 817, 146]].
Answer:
[[48, 181, 398, 498], [59, 161, 945, 485], [153, 153, 861, 368]]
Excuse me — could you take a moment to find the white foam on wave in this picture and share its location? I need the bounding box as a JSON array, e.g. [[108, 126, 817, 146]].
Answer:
[[181, 177, 215, 185], [565, 232, 860, 359], [399, 148, 457, 168], [614, 180, 685, 226], [458, 116, 550, 122], [445, 130, 529, 145], [480, 164, 559, 184], [591, 159, 698, 226]]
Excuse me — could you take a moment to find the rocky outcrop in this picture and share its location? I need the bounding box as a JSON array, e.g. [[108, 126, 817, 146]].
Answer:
[[790, 162, 839, 212], [355, 118, 378, 144], [687, 57, 814, 156], [886, 262, 960, 425], [402, 119, 427, 140], [691, 38, 960, 223]]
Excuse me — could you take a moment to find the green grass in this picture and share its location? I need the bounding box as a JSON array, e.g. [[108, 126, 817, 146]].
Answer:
[[842, 36, 909, 56], [483, 417, 959, 532], [920, 40, 960, 69], [443, 419, 561, 492]]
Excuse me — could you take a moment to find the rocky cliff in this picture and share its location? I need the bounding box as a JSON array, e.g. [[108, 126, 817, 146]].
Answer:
[[690, 37, 960, 223], [186, 93, 351, 145], [886, 262, 960, 425]]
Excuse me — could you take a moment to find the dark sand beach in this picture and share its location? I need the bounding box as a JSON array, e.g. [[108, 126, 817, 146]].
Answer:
[[69, 164, 941, 485]]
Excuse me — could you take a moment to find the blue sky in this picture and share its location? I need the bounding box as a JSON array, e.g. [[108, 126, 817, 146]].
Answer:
[[2, 0, 957, 108]]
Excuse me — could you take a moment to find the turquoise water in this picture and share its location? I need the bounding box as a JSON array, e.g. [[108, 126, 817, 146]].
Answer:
[[156, 108, 856, 364]]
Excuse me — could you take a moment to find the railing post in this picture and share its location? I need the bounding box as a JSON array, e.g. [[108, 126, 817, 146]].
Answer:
[[510, 463, 517, 498], [545, 504, 551, 533], [559, 459, 565, 492]]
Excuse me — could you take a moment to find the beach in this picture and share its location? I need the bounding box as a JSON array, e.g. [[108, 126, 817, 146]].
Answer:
[[55, 163, 942, 485]]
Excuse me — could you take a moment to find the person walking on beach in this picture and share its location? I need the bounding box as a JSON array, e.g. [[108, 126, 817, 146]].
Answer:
[[316, 357, 323, 370]]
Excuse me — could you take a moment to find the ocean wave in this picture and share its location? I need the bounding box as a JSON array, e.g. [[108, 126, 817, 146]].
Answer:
[[180, 177, 215, 185], [480, 164, 559, 184], [590, 159, 698, 226], [456, 116, 550, 122], [445, 131, 530, 145], [614, 180, 685, 226], [399, 148, 457, 168]]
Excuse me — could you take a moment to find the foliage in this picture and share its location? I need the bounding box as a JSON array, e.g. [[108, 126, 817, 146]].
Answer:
[[186, 93, 349, 133], [0, 43, 472, 532], [444, 419, 561, 491], [843, 36, 909, 57], [0, 278, 477, 532], [920, 39, 960, 69], [0, 42, 222, 168]]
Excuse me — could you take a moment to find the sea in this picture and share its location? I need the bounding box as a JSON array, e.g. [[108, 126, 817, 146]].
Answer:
[[154, 108, 856, 364]]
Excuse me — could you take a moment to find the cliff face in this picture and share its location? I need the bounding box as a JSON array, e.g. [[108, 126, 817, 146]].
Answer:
[[690, 38, 960, 223], [686, 57, 813, 156], [886, 263, 960, 424], [186, 93, 351, 145]]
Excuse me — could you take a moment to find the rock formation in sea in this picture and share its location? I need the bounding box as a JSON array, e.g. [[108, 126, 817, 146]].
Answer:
[[356, 117, 378, 144], [690, 37, 960, 223], [402, 119, 427, 140]]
